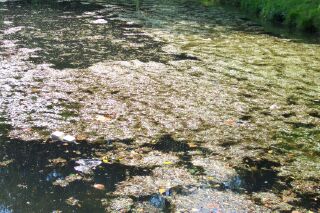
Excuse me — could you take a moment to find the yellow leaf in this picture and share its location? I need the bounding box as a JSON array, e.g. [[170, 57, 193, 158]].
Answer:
[[159, 188, 166, 194], [101, 156, 109, 164], [163, 161, 173, 165], [207, 176, 214, 180]]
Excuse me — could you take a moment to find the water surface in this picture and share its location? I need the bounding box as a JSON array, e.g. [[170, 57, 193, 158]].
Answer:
[[0, 0, 319, 212]]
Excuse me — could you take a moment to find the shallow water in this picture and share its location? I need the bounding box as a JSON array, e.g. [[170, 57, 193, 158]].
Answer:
[[0, 0, 319, 212]]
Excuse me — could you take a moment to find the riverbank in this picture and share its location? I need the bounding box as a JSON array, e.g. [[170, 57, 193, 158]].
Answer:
[[220, 0, 320, 33]]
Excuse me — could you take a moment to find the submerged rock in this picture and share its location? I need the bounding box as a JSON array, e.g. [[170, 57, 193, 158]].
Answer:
[[63, 135, 76, 143], [51, 131, 65, 141], [51, 131, 77, 143], [74, 159, 102, 174]]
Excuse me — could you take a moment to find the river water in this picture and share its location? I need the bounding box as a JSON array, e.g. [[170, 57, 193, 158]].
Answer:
[[0, 0, 319, 212]]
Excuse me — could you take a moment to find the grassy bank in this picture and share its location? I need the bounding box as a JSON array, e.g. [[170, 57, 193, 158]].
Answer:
[[220, 0, 320, 33]]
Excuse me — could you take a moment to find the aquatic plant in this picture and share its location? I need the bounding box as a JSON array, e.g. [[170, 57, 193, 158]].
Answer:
[[220, 0, 320, 32]]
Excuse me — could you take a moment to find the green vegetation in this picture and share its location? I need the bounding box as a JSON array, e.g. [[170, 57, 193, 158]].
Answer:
[[221, 0, 320, 33]]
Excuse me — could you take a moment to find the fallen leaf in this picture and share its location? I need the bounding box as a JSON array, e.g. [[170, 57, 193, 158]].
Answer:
[[207, 176, 214, 180], [0, 160, 13, 167], [31, 88, 39, 93], [65, 197, 81, 207], [224, 119, 235, 126], [188, 143, 197, 148], [207, 203, 219, 209], [163, 161, 173, 165], [159, 188, 166, 194], [49, 157, 67, 166], [93, 183, 105, 190], [101, 156, 109, 164], [96, 115, 111, 122], [76, 134, 87, 141]]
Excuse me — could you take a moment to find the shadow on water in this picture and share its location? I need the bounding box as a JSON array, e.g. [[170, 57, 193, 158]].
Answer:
[[0, 119, 154, 212], [220, 156, 320, 211], [0, 122, 181, 212], [1, 0, 319, 71], [146, 135, 320, 210], [227, 157, 282, 193], [146, 134, 212, 176], [1, 0, 177, 69]]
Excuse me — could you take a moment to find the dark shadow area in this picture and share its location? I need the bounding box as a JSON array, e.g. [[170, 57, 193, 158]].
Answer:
[[1, 0, 319, 71], [0, 120, 153, 212], [286, 122, 316, 129], [308, 111, 320, 119], [148, 134, 212, 155], [104, 192, 174, 211], [145, 134, 212, 176], [233, 157, 282, 193], [151, 134, 190, 153], [218, 137, 241, 148], [294, 191, 320, 210], [172, 53, 201, 61], [222, 156, 320, 211], [132, 194, 173, 211], [0, 0, 174, 69]]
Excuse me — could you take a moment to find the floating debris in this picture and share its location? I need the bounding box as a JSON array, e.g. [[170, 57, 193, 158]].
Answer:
[[101, 156, 110, 164], [0, 160, 13, 167], [63, 135, 76, 143], [51, 131, 65, 141], [91, 19, 108, 24], [65, 197, 81, 207], [74, 159, 102, 174], [163, 161, 173, 165], [269, 104, 280, 110], [53, 179, 69, 187], [95, 115, 111, 122], [51, 131, 77, 143], [53, 174, 83, 187], [93, 183, 105, 190], [49, 157, 67, 166], [76, 134, 88, 142]]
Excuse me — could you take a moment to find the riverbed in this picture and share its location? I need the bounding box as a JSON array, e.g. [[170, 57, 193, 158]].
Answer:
[[0, 0, 319, 212]]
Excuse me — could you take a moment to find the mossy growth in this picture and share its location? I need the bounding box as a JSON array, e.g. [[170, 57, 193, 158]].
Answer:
[[220, 0, 320, 33]]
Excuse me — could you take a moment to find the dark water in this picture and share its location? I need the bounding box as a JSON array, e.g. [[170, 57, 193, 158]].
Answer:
[[0, 0, 173, 69], [0, 123, 154, 212]]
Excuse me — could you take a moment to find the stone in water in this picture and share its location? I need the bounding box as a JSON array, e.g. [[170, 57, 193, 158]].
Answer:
[[63, 135, 76, 143], [51, 131, 65, 141]]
